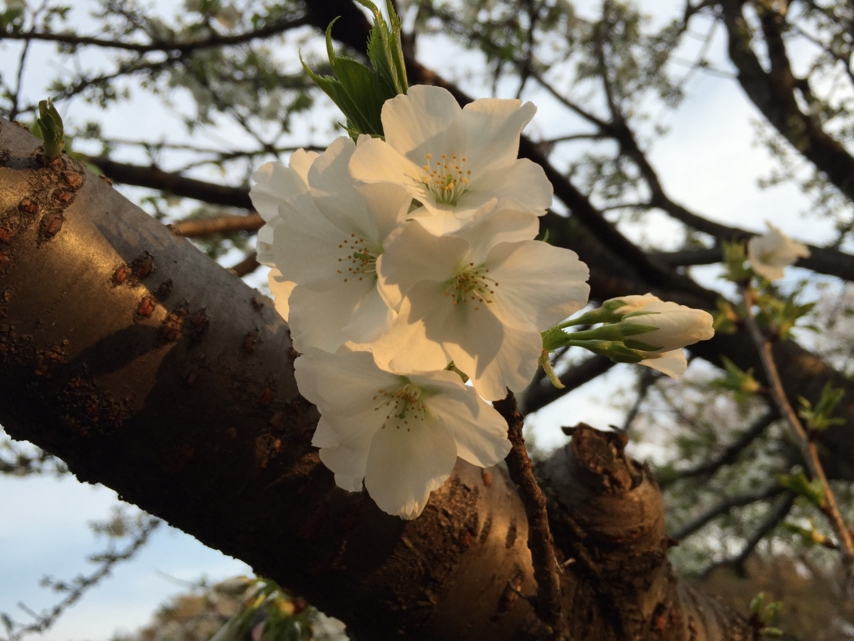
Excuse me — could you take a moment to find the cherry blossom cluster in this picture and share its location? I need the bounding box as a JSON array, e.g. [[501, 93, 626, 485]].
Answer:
[[251, 85, 714, 519]]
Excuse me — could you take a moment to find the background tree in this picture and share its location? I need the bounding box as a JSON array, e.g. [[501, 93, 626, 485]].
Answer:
[[2, 0, 854, 639]]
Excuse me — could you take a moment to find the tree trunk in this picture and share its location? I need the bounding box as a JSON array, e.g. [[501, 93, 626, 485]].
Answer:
[[0, 120, 762, 639]]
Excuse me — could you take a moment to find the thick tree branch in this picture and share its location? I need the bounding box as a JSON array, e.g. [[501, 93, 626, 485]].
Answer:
[[0, 113, 758, 641], [718, 0, 854, 205]]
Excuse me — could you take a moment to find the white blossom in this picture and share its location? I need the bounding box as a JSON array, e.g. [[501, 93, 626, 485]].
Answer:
[[747, 222, 810, 281], [295, 349, 510, 519], [250, 138, 412, 352], [372, 203, 590, 400], [349, 85, 552, 234]]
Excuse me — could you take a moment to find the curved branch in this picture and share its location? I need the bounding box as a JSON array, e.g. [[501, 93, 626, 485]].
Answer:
[[718, 0, 854, 205], [660, 409, 779, 488], [671, 484, 786, 541]]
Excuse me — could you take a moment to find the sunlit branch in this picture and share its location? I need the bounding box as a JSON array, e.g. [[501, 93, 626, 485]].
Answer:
[[494, 392, 566, 638], [742, 286, 854, 581], [170, 213, 263, 237]]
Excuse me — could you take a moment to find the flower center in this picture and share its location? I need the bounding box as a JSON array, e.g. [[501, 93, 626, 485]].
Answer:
[[373, 382, 428, 432], [335, 233, 379, 283], [445, 262, 498, 311], [420, 153, 470, 206]]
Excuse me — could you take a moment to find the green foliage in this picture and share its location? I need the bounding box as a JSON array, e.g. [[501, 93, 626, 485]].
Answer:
[[798, 383, 845, 433], [36, 98, 65, 160], [721, 240, 751, 284], [754, 290, 815, 340], [303, 0, 407, 137], [778, 470, 826, 509], [781, 518, 832, 549], [712, 299, 740, 335], [713, 356, 763, 403]]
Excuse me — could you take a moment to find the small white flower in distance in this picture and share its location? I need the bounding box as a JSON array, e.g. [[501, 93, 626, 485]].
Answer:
[[250, 138, 413, 352], [372, 203, 590, 400], [747, 222, 810, 281], [349, 85, 553, 234], [295, 349, 510, 520]]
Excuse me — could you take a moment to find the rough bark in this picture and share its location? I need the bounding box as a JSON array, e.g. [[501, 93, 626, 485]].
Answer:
[[0, 121, 758, 638]]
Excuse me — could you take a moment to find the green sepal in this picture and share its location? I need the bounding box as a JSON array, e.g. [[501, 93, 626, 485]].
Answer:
[[541, 326, 570, 351], [568, 340, 646, 364], [36, 98, 65, 161], [623, 337, 664, 351]]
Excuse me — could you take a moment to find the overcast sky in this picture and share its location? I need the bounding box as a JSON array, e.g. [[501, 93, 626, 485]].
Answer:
[[0, 0, 845, 639]]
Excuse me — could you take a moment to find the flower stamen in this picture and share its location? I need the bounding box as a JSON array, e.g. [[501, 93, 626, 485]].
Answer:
[[446, 263, 498, 307], [420, 153, 470, 206], [335, 234, 379, 284]]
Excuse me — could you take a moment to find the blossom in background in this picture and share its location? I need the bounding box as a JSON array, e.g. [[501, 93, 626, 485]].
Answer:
[[747, 222, 810, 281], [295, 349, 510, 519], [606, 294, 715, 378], [350, 85, 552, 234], [250, 137, 412, 352], [372, 205, 590, 400]]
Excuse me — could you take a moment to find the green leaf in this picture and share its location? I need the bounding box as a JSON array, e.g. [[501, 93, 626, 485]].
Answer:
[[778, 470, 826, 508], [355, 0, 408, 95], [36, 98, 65, 161]]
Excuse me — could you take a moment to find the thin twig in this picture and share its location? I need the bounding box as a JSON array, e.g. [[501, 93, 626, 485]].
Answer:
[[659, 408, 778, 488], [699, 491, 796, 579], [741, 286, 854, 580], [493, 391, 565, 639], [671, 484, 786, 541]]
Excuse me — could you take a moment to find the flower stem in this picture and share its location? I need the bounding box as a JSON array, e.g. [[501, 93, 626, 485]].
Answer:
[[741, 287, 854, 582], [493, 391, 566, 639]]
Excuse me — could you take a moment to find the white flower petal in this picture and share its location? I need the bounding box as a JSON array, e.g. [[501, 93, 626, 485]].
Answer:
[[250, 160, 310, 224], [382, 85, 461, 159], [484, 240, 590, 330], [444, 322, 543, 400], [639, 349, 688, 379], [465, 158, 553, 214], [294, 349, 400, 415], [453, 98, 537, 171], [289, 281, 387, 353], [412, 376, 510, 466], [747, 222, 810, 281], [377, 222, 469, 309], [267, 269, 295, 322], [364, 414, 458, 519]]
